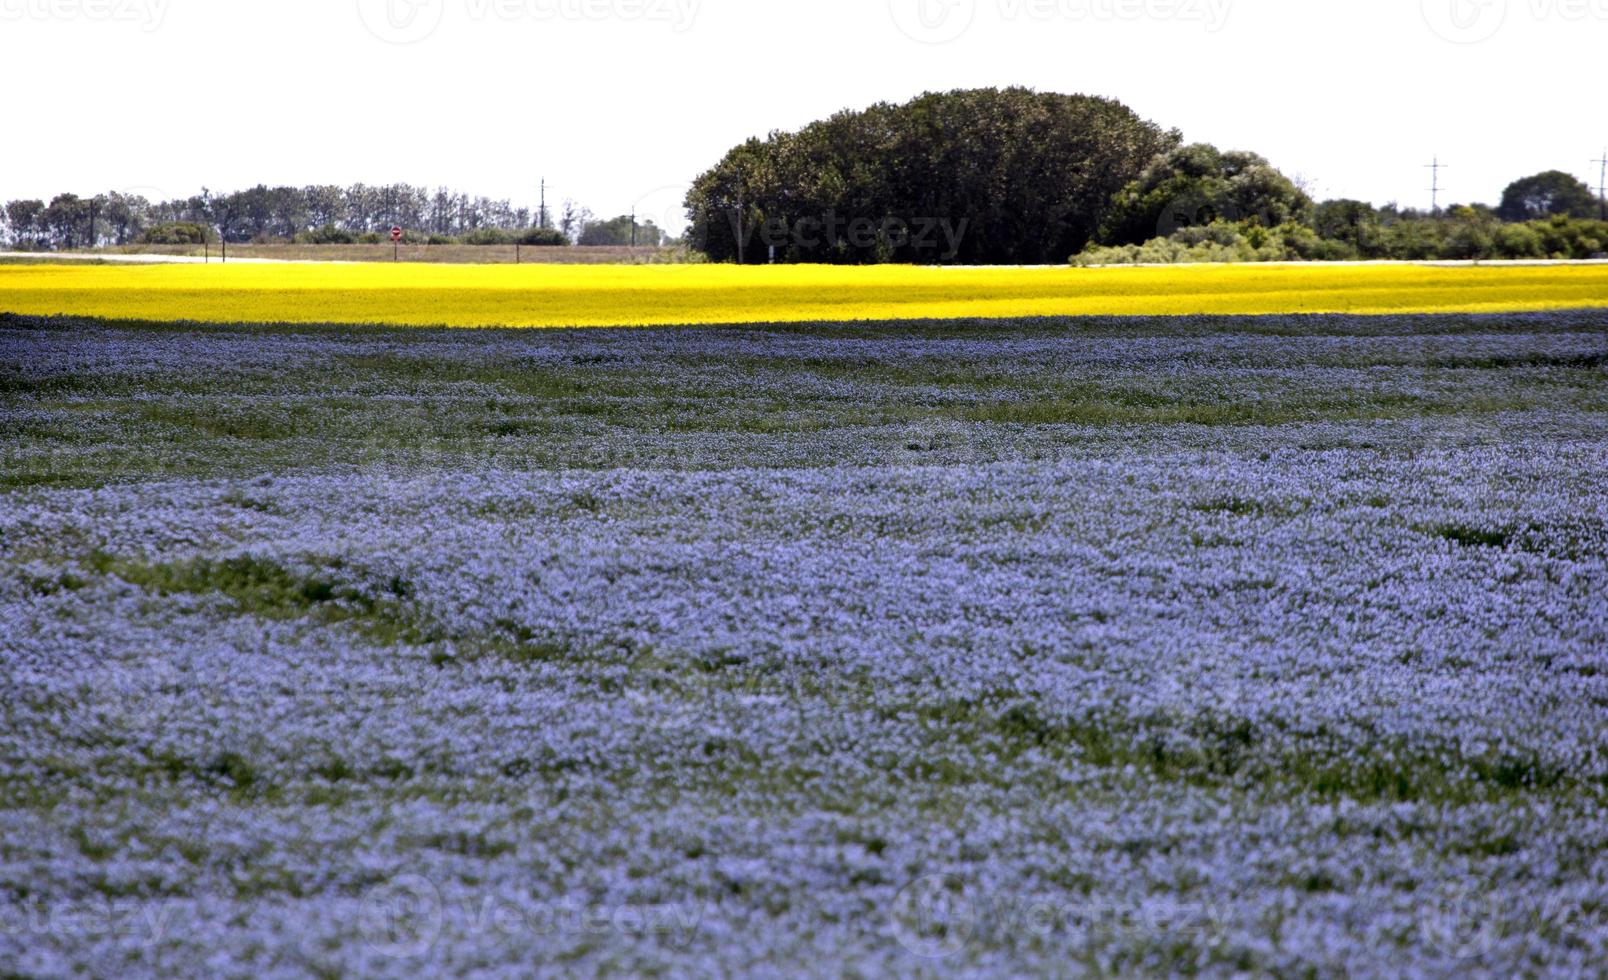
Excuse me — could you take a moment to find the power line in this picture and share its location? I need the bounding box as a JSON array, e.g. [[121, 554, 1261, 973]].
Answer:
[[1424, 156, 1448, 215]]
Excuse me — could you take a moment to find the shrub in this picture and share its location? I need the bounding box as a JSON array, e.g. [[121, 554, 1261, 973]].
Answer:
[[1075, 220, 1349, 265], [462, 228, 513, 246], [1098, 143, 1313, 247], [517, 227, 568, 247], [1532, 216, 1608, 259], [1493, 223, 1544, 259], [139, 222, 211, 245], [295, 224, 357, 245]]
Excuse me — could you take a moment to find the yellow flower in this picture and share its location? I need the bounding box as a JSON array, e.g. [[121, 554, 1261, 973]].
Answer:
[[2, 262, 1605, 328]]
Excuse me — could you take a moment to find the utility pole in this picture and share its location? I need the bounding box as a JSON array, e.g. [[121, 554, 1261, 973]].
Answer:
[[86, 198, 95, 251], [735, 180, 746, 265], [1594, 150, 1608, 221], [631, 206, 637, 248], [539, 178, 548, 230], [1425, 156, 1448, 215], [1427, 156, 1453, 215]]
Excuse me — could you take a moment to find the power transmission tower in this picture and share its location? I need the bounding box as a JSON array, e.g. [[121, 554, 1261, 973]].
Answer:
[[1424, 156, 1448, 215], [1594, 150, 1608, 221], [630, 206, 637, 248], [539, 178, 548, 229]]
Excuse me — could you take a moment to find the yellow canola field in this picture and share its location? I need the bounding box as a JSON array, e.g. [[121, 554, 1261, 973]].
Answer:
[[2, 261, 1607, 328]]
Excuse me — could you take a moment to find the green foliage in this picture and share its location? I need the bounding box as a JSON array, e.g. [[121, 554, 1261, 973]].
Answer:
[[685, 87, 1180, 265], [1313, 200, 1385, 257], [1076, 220, 1349, 265], [138, 222, 212, 245], [517, 226, 569, 246], [294, 224, 357, 245], [578, 215, 662, 247], [462, 227, 513, 246], [1079, 210, 1608, 264], [1097, 143, 1313, 246], [1498, 170, 1600, 222]]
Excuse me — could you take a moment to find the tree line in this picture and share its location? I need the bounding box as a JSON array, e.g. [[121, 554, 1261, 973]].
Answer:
[[1076, 144, 1608, 264], [0, 184, 664, 250], [8, 89, 1603, 262], [683, 88, 1607, 264]]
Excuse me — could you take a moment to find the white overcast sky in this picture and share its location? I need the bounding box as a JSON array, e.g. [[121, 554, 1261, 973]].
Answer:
[[3, 0, 1604, 231]]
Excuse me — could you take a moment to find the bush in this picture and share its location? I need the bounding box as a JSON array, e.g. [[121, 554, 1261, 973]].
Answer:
[[1493, 223, 1544, 259], [462, 228, 513, 246], [1075, 210, 1608, 264], [139, 222, 211, 245], [517, 227, 568, 246], [1532, 216, 1608, 259], [1097, 143, 1313, 247], [1075, 220, 1349, 265], [295, 224, 357, 245]]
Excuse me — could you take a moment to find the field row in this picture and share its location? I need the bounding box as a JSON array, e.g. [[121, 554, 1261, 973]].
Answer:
[[3, 313, 1607, 974], [3, 262, 1608, 328]]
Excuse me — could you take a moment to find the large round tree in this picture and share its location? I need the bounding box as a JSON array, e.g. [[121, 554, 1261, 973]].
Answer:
[[684, 88, 1180, 265], [1497, 170, 1600, 222], [1095, 143, 1313, 247]]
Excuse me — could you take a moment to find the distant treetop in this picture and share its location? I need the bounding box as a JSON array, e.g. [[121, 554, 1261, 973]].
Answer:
[[684, 87, 1181, 265]]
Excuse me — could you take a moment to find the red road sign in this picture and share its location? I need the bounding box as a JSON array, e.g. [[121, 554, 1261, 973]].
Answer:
[[390, 226, 403, 243]]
